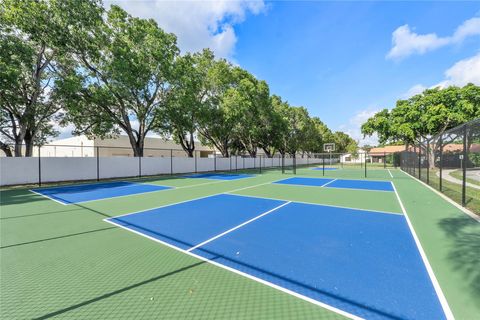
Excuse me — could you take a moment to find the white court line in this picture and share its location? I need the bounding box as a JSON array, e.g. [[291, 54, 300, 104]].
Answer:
[[28, 179, 233, 206], [387, 169, 393, 178], [271, 181, 394, 193], [225, 193, 403, 216], [320, 179, 338, 187], [29, 183, 175, 206], [108, 179, 279, 220], [187, 201, 291, 252], [225, 181, 275, 194], [104, 218, 362, 320], [399, 169, 479, 222], [391, 182, 455, 320], [29, 189, 68, 206]]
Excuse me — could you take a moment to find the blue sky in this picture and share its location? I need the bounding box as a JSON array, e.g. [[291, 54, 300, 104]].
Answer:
[[97, 1, 480, 145]]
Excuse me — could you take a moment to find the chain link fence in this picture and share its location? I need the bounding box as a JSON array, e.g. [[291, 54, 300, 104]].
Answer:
[[400, 118, 480, 215]]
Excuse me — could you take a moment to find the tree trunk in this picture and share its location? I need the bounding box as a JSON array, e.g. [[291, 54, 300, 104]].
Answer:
[[14, 136, 24, 157], [177, 132, 195, 157], [126, 133, 144, 157], [0, 141, 13, 157], [24, 131, 35, 157], [262, 147, 272, 158]]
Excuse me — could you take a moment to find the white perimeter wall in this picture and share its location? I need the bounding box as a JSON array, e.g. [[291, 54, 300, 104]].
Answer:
[[0, 156, 327, 186]]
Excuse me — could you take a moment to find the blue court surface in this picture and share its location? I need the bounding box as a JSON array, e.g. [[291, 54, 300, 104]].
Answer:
[[274, 177, 394, 192], [31, 181, 171, 205], [273, 177, 334, 187], [311, 167, 338, 171], [107, 194, 446, 320], [183, 173, 254, 180]]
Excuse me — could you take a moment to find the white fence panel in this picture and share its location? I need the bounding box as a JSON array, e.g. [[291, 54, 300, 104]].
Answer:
[[243, 158, 255, 169], [216, 158, 231, 171], [41, 157, 97, 183], [197, 158, 214, 172], [172, 157, 195, 174], [99, 157, 139, 179], [0, 157, 39, 185], [141, 157, 171, 176]]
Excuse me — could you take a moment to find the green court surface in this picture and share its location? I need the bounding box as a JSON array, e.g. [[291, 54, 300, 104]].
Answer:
[[1, 166, 479, 319]]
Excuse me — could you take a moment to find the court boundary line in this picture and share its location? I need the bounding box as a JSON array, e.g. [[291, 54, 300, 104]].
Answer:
[[186, 201, 291, 252], [30, 180, 162, 191], [391, 182, 455, 320], [272, 181, 394, 193], [286, 176, 393, 183], [319, 178, 338, 187], [107, 180, 279, 220], [399, 169, 480, 222], [29, 189, 69, 206], [103, 218, 362, 320], [387, 169, 393, 178], [182, 173, 255, 181], [225, 192, 403, 216], [29, 182, 174, 205], [28, 178, 240, 206]]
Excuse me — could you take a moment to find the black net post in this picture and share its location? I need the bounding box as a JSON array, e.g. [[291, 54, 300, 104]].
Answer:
[[384, 151, 386, 169], [229, 156, 232, 171], [462, 124, 467, 206], [96, 146, 100, 181], [322, 153, 325, 176], [235, 155, 238, 172], [439, 137, 443, 191], [194, 150, 197, 173], [426, 140, 430, 184], [170, 149, 173, 175], [282, 154, 285, 174], [38, 146, 42, 186], [259, 155, 262, 174], [293, 154, 296, 175], [418, 143, 421, 180], [214, 152, 216, 172], [138, 155, 142, 178], [364, 152, 367, 178]]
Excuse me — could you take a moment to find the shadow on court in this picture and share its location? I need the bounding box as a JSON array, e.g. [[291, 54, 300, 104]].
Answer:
[[0, 208, 85, 220], [438, 215, 480, 305], [31, 259, 211, 320], [0, 226, 117, 249]]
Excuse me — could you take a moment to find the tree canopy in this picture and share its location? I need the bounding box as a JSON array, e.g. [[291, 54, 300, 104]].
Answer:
[[361, 84, 480, 145], [1, 0, 355, 157]]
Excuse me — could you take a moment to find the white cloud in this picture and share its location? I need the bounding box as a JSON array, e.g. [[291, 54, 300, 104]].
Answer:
[[339, 109, 379, 146], [402, 52, 480, 98], [387, 17, 480, 60], [105, 0, 266, 59], [441, 52, 480, 86], [402, 84, 427, 99]]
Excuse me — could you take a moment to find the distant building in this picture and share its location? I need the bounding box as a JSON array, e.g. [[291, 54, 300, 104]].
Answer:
[[340, 149, 368, 163], [369, 145, 405, 163], [32, 135, 215, 158]]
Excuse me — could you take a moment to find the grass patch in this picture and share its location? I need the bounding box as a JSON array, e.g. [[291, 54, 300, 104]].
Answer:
[[449, 169, 480, 187], [416, 169, 480, 216]]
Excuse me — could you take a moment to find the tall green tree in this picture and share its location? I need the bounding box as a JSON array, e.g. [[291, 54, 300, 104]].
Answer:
[[332, 131, 357, 153], [61, 5, 179, 156], [196, 59, 237, 157], [0, 0, 98, 156], [258, 95, 287, 157], [223, 68, 271, 157], [157, 49, 215, 157], [362, 84, 480, 145]]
